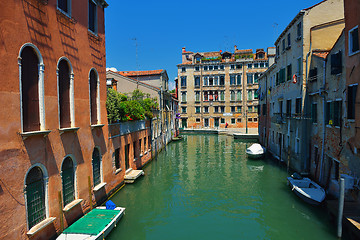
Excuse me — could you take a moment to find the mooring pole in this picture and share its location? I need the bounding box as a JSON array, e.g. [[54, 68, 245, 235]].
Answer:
[[337, 178, 345, 238]]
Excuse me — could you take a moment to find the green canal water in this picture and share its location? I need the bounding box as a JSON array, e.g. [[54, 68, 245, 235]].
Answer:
[[107, 134, 338, 240]]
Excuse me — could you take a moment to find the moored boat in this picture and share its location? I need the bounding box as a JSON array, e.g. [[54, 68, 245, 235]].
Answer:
[[57, 201, 125, 240], [246, 143, 265, 159], [173, 136, 183, 141], [287, 173, 326, 205]]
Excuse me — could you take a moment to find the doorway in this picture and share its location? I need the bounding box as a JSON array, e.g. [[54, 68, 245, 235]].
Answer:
[[125, 144, 130, 170], [214, 118, 219, 128]]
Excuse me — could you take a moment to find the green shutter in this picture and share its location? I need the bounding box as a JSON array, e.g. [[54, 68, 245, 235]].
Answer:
[[92, 149, 101, 187], [62, 168, 75, 206], [26, 180, 46, 228]]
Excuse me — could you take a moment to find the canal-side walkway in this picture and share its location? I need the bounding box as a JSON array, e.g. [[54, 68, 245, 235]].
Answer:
[[181, 127, 259, 139]]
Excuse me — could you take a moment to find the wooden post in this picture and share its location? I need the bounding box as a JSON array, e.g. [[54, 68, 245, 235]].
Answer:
[[88, 176, 93, 210], [337, 178, 345, 238], [58, 191, 64, 232]]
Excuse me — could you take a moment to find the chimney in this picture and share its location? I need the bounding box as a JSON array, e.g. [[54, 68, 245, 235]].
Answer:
[[234, 45, 237, 52], [182, 47, 186, 53]]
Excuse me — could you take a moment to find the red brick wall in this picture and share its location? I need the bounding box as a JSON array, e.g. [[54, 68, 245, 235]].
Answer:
[[0, 0, 112, 239]]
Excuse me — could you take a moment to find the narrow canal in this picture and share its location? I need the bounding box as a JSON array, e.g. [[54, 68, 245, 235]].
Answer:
[[107, 134, 337, 240]]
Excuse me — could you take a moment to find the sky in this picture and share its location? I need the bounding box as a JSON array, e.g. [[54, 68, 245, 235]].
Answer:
[[105, 0, 322, 90]]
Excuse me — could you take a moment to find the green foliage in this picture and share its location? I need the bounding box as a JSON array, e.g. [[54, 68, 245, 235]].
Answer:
[[106, 88, 158, 123], [169, 89, 176, 94], [201, 56, 222, 62], [235, 54, 254, 59]]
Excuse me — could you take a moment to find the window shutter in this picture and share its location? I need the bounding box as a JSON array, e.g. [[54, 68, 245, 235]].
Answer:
[[59, 60, 71, 128], [21, 47, 40, 132]]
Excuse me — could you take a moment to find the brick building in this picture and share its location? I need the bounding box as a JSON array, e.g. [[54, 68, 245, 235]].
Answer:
[[177, 47, 274, 129], [0, 0, 155, 239]]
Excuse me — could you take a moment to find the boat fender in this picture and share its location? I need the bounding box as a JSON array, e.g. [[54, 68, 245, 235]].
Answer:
[[292, 186, 295, 191]]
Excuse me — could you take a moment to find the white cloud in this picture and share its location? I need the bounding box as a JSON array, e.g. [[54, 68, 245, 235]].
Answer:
[[106, 67, 118, 72]]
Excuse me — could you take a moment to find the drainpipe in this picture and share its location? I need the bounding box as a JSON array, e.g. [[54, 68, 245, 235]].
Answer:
[[319, 59, 326, 182]]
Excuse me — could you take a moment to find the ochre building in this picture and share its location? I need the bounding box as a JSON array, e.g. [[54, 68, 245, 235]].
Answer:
[[177, 46, 274, 129]]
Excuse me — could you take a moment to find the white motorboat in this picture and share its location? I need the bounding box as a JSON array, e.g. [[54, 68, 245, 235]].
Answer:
[[287, 174, 326, 205], [246, 143, 265, 159]]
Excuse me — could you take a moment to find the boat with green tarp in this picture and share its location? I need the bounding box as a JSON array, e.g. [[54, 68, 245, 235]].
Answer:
[[57, 202, 125, 240]]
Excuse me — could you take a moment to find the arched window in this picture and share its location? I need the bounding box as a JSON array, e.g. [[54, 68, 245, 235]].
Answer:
[[58, 59, 71, 128], [21, 46, 40, 132], [25, 166, 46, 229], [89, 69, 99, 125], [92, 148, 101, 187], [61, 157, 75, 207]]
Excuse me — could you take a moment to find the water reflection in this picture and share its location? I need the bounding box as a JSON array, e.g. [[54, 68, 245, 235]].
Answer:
[[107, 134, 337, 240]]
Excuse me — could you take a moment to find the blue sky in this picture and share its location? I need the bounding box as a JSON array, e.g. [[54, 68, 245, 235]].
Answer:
[[105, 0, 321, 90]]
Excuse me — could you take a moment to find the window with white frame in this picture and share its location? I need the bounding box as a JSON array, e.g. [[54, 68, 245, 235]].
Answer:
[[237, 91, 242, 101], [89, 69, 100, 125], [230, 75, 236, 85], [181, 92, 187, 102], [19, 44, 46, 133], [220, 91, 225, 101], [25, 166, 47, 229], [247, 73, 253, 84], [349, 25, 359, 55], [230, 91, 235, 101], [195, 91, 200, 102], [58, 58, 74, 129]]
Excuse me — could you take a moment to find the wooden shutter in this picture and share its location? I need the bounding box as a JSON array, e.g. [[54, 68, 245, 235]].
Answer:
[[90, 70, 98, 125], [21, 47, 40, 132], [58, 60, 71, 128]]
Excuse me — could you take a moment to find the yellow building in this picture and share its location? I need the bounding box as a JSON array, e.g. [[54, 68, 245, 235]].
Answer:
[[177, 47, 274, 129]]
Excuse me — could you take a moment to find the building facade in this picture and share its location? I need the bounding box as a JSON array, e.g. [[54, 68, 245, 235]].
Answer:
[[177, 47, 274, 129], [258, 0, 344, 174], [0, 0, 116, 239]]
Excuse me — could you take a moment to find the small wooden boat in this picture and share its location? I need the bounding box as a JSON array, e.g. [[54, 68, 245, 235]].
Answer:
[[287, 173, 326, 205], [246, 143, 265, 159], [57, 201, 125, 240], [172, 136, 183, 141]]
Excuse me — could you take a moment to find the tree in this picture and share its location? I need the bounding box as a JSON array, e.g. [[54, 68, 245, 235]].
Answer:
[[106, 88, 158, 123]]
